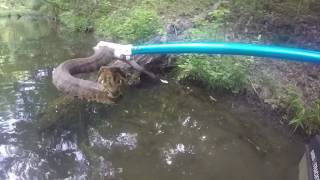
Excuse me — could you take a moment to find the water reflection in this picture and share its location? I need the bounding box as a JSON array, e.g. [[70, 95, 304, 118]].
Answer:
[[162, 143, 195, 165], [88, 128, 138, 150], [0, 17, 304, 180], [0, 17, 96, 179]]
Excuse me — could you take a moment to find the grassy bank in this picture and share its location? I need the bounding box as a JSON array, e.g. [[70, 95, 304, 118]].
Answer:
[[175, 55, 250, 93]]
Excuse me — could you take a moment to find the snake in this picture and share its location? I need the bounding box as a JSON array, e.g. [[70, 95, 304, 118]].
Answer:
[[52, 46, 161, 103]]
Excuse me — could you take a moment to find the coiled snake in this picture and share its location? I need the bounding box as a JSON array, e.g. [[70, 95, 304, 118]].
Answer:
[[52, 46, 161, 104]]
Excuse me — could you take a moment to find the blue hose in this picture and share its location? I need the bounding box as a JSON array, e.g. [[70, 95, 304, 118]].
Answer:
[[132, 42, 320, 63]]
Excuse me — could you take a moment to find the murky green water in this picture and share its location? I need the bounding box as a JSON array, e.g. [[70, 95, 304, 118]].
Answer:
[[0, 17, 304, 180]]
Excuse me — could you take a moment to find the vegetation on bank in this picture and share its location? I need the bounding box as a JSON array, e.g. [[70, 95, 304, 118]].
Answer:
[[282, 87, 320, 135], [174, 3, 251, 93], [52, 1, 163, 43], [176, 55, 250, 93], [95, 6, 162, 43]]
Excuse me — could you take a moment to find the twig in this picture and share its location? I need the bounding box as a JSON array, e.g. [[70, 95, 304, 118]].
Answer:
[[249, 77, 260, 99]]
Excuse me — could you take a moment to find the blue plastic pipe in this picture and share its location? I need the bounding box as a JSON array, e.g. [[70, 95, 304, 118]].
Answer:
[[132, 42, 320, 63]]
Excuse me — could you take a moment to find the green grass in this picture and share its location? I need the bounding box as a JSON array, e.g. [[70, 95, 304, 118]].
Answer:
[[150, 0, 214, 18], [95, 5, 162, 43], [183, 3, 230, 41], [176, 55, 251, 93], [305, 101, 320, 135], [60, 12, 93, 32], [285, 88, 306, 131], [283, 87, 320, 135]]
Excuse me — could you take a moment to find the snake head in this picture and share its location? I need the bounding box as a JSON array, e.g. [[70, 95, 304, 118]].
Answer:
[[97, 66, 126, 100]]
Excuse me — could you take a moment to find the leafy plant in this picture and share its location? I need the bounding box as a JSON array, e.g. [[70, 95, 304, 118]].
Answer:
[[176, 55, 251, 93]]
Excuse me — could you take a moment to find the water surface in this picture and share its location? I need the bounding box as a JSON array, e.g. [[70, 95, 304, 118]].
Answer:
[[0, 17, 304, 180]]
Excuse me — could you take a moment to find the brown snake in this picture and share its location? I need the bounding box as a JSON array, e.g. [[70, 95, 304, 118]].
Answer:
[[52, 46, 159, 103]]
